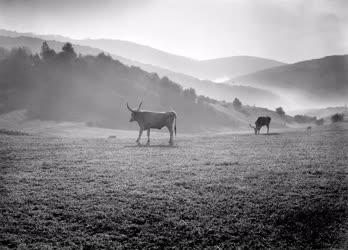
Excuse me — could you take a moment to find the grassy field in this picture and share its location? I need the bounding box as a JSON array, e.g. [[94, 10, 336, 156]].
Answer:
[[1, 124, 347, 249]]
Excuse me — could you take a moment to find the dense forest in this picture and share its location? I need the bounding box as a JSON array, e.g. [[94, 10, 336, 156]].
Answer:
[[0, 43, 237, 131]]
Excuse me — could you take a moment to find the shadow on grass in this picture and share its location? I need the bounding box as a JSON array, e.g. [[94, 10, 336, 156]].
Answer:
[[124, 144, 179, 148], [261, 133, 281, 136], [0, 129, 30, 136], [271, 203, 347, 249], [243, 133, 281, 136]]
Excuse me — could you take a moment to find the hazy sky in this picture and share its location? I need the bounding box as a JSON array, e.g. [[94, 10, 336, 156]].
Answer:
[[0, 0, 347, 62]]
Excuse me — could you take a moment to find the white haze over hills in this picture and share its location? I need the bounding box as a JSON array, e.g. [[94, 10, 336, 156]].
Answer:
[[230, 55, 348, 111], [0, 29, 285, 81], [71, 39, 285, 81], [0, 30, 283, 109], [1, 0, 347, 62], [0, 29, 347, 111]]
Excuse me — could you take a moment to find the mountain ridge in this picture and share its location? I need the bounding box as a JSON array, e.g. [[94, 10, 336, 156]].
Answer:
[[230, 55, 348, 108], [0, 34, 282, 108], [0, 29, 285, 80]]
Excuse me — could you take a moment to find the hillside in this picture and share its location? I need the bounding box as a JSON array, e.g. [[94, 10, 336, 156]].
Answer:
[[212, 103, 294, 130], [0, 35, 102, 56], [0, 44, 294, 133], [232, 55, 348, 107], [0, 45, 242, 132], [0, 35, 281, 108], [196, 56, 285, 81], [289, 106, 348, 119], [116, 58, 282, 108], [0, 29, 285, 81], [73, 40, 285, 81]]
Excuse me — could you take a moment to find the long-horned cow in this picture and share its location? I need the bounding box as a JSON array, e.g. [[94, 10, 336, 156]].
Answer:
[[249, 116, 271, 135], [127, 102, 177, 145]]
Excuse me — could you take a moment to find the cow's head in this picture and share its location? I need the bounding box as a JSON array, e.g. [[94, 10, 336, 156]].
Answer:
[[249, 124, 259, 135], [127, 102, 142, 122]]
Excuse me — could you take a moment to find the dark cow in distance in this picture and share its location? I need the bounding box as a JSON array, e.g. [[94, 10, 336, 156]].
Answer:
[[127, 102, 177, 145], [249, 116, 271, 135]]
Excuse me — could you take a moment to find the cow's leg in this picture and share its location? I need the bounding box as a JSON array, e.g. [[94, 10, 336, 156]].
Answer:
[[167, 125, 174, 145], [146, 129, 150, 145], [136, 128, 143, 144], [267, 125, 269, 134]]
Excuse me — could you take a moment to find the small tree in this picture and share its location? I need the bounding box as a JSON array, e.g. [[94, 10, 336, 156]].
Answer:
[[232, 98, 242, 109], [62, 42, 75, 54], [331, 113, 344, 123], [276, 107, 285, 116], [182, 88, 197, 102], [97, 52, 112, 62], [40, 41, 56, 61], [59, 42, 76, 60]]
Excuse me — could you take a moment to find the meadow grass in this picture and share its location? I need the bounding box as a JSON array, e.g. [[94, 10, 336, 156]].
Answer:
[[1, 125, 347, 249]]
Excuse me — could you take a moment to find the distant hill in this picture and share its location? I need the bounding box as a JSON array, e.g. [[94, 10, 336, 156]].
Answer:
[[211, 103, 294, 130], [0, 35, 281, 108], [0, 44, 242, 132], [0, 45, 292, 133], [195, 56, 285, 81], [73, 40, 285, 81], [115, 58, 282, 108], [0, 29, 73, 43], [0, 35, 102, 56], [231, 55, 348, 107], [289, 106, 348, 119], [0, 29, 285, 81]]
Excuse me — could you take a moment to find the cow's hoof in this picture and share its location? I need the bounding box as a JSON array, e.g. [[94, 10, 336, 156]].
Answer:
[[146, 142, 150, 146], [169, 142, 174, 146]]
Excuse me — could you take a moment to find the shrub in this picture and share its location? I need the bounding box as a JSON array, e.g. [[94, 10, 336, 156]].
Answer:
[[232, 98, 242, 109], [331, 113, 344, 123], [276, 107, 285, 116]]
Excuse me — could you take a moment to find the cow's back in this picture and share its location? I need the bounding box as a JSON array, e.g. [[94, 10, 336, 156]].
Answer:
[[140, 111, 175, 129], [256, 116, 271, 126]]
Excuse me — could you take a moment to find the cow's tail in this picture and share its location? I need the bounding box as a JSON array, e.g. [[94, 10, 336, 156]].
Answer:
[[173, 112, 177, 136]]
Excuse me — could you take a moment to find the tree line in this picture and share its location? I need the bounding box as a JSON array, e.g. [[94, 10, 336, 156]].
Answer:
[[0, 42, 234, 131]]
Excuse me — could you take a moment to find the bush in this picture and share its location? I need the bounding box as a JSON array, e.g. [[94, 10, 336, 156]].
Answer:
[[331, 113, 344, 123], [232, 98, 242, 109], [276, 107, 285, 116]]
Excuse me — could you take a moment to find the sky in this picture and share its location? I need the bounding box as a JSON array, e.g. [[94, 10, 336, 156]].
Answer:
[[0, 0, 347, 63]]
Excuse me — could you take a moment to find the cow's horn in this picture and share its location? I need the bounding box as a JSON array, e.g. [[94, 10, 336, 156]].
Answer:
[[137, 101, 143, 111], [127, 103, 134, 112]]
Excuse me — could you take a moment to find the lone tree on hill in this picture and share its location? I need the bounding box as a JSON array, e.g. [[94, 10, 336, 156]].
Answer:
[[232, 98, 242, 109], [276, 107, 285, 116], [60, 42, 77, 60]]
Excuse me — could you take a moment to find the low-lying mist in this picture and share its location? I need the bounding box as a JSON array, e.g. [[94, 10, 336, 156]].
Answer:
[[0, 44, 239, 132]]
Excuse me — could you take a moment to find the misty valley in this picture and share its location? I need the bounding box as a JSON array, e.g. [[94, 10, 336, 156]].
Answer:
[[0, 3, 348, 248]]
